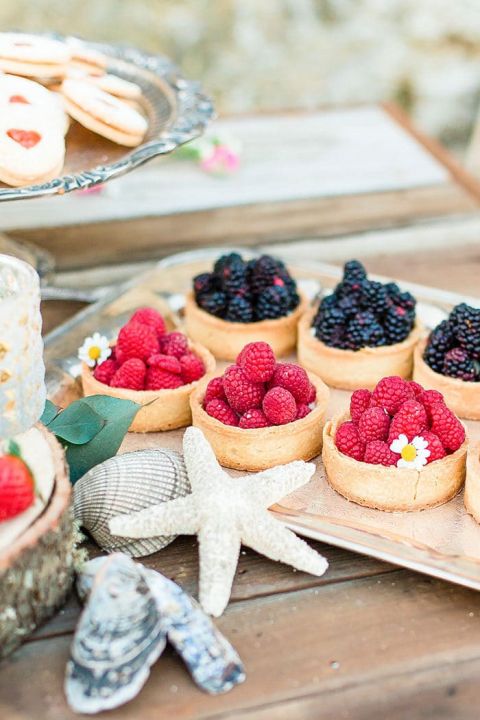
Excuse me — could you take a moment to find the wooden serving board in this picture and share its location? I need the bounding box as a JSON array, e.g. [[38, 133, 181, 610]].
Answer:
[[43, 248, 480, 595]]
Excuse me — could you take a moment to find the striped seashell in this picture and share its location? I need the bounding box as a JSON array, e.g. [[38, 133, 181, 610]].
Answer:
[[73, 448, 190, 557]]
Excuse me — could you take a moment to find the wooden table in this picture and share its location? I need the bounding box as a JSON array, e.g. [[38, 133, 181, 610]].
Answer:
[[0, 247, 479, 720]]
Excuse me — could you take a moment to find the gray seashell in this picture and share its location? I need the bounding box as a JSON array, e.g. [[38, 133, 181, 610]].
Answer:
[[65, 555, 167, 714], [73, 449, 190, 557]]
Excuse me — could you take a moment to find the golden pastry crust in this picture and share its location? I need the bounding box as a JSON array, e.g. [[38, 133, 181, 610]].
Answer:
[[464, 442, 480, 523], [322, 412, 467, 512], [184, 291, 308, 362], [190, 371, 329, 471], [413, 339, 480, 420], [297, 307, 422, 390], [81, 342, 215, 433]]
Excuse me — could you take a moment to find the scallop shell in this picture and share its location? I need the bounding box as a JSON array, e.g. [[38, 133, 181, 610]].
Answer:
[[73, 448, 190, 557], [65, 554, 167, 714]]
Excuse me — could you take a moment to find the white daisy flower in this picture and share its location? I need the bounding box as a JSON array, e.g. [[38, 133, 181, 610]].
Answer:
[[390, 433, 431, 471], [78, 332, 111, 368]]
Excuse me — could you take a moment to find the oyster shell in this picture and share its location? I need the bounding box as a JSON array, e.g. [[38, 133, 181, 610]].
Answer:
[[65, 554, 167, 714], [73, 448, 190, 557]]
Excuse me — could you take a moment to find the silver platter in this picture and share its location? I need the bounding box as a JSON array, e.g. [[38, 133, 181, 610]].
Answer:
[[0, 34, 214, 201]]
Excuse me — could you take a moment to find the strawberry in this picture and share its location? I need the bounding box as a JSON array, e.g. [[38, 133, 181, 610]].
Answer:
[[0, 455, 34, 521]]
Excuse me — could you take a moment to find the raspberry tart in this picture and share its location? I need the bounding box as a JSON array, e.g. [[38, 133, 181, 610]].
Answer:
[[80, 307, 215, 432], [0, 423, 74, 658], [413, 303, 480, 420], [190, 341, 329, 471], [322, 376, 467, 511], [185, 253, 308, 361], [298, 260, 421, 390]]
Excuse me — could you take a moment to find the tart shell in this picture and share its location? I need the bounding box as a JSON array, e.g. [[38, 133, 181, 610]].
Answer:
[[464, 442, 480, 523], [413, 339, 480, 420], [297, 308, 422, 390], [190, 372, 330, 471], [322, 412, 467, 512], [184, 291, 308, 361], [81, 342, 216, 433]]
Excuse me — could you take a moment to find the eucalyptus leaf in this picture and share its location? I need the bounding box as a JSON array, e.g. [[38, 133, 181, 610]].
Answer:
[[66, 395, 141, 484], [40, 399, 59, 426], [49, 400, 105, 445]]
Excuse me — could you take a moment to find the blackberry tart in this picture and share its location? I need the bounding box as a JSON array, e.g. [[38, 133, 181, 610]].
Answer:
[[185, 253, 307, 361], [298, 260, 421, 390], [413, 303, 480, 420]]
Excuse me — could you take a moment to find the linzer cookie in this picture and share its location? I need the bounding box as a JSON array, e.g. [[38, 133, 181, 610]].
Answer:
[[61, 78, 147, 146], [0, 105, 65, 186], [0, 33, 70, 78]]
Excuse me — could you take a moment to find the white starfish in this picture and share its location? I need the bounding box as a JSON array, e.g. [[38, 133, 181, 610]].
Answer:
[[109, 427, 328, 616]]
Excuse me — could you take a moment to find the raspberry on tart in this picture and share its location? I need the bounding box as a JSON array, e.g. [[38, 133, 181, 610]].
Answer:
[[80, 307, 215, 432], [323, 375, 467, 512], [190, 341, 329, 471], [297, 260, 422, 390], [413, 303, 480, 420], [185, 253, 308, 361]]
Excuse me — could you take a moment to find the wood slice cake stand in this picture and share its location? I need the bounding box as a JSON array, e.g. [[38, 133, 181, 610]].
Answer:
[[0, 424, 75, 659]]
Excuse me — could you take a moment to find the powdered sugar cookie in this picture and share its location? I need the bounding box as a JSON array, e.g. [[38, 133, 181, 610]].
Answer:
[[0, 33, 70, 78], [0, 74, 69, 135], [0, 105, 65, 186], [86, 73, 142, 100], [61, 78, 147, 147]]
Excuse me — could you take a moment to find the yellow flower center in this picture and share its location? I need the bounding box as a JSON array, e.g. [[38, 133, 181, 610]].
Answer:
[[401, 444, 417, 462], [88, 346, 101, 361]]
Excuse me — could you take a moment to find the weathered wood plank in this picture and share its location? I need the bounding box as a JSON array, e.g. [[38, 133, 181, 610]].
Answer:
[[4, 569, 480, 720]]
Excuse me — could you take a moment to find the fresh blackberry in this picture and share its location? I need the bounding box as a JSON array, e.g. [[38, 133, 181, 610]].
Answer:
[[423, 320, 456, 373], [225, 296, 253, 323], [220, 258, 248, 295], [193, 272, 217, 298], [423, 344, 445, 373], [343, 260, 367, 281], [395, 290, 416, 314], [336, 294, 361, 319], [384, 305, 413, 344], [198, 291, 227, 318], [313, 307, 346, 344], [361, 280, 389, 314], [384, 282, 402, 304], [346, 311, 385, 350], [334, 278, 364, 304], [256, 286, 290, 320], [443, 347, 476, 381], [250, 255, 285, 294], [455, 304, 480, 360], [213, 252, 243, 275]]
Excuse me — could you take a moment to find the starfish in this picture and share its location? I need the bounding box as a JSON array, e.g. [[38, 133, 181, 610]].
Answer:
[[109, 427, 328, 616]]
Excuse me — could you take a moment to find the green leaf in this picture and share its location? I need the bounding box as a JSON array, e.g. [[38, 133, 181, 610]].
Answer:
[[7, 439, 21, 458], [65, 395, 141, 484], [40, 399, 59, 426], [49, 400, 105, 445]]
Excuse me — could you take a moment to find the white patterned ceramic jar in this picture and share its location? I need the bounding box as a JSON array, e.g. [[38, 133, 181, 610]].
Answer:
[[0, 254, 46, 438]]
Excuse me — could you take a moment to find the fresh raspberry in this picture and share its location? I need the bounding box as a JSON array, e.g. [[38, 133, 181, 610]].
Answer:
[[159, 332, 189, 359], [180, 352, 205, 384], [130, 307, 166, 337], [0, 455, 34, 520], [145, 366, 183, 390], [262, 387, 297, 425], [371, 376, 414, 415], [388, 400, 428, 442], [407, 381, 424, 399], [350, 389, 372, 423], [237, 342, 276, 382], [110, 358, 146, 390], [335, 421, 366, 461], [239, 408, 269, 429], [418, 430, 446, 463], [429, 403, 465, 452], [204, 376, 226, 404], [296, 403, 312, 420], [117, 322, 159, 362], [417, 389, 445, 423], [271, 362, 310, 403], [364, 440, 399, 466], [223, 365, 265, 414], [357, 406, 390, 442], [306, 382, 317, 404], [205, 398, 239, 426], [93, 358, 118, 385], [147, 353, 182, 374]]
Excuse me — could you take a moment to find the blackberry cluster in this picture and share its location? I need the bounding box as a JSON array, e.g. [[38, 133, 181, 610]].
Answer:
[[424, 303, 480, 381], [193, 253, 300, 323], [312, 260, 416, 351]]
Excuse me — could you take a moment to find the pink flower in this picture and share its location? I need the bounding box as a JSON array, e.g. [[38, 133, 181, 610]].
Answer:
[[200, 145, 240, 175]]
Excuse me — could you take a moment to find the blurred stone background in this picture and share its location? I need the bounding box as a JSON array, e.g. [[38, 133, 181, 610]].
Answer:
[[3, 0, 480, 151]]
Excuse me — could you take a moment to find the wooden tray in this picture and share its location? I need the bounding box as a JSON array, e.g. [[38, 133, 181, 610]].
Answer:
[[43, 248, 480, 592]]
